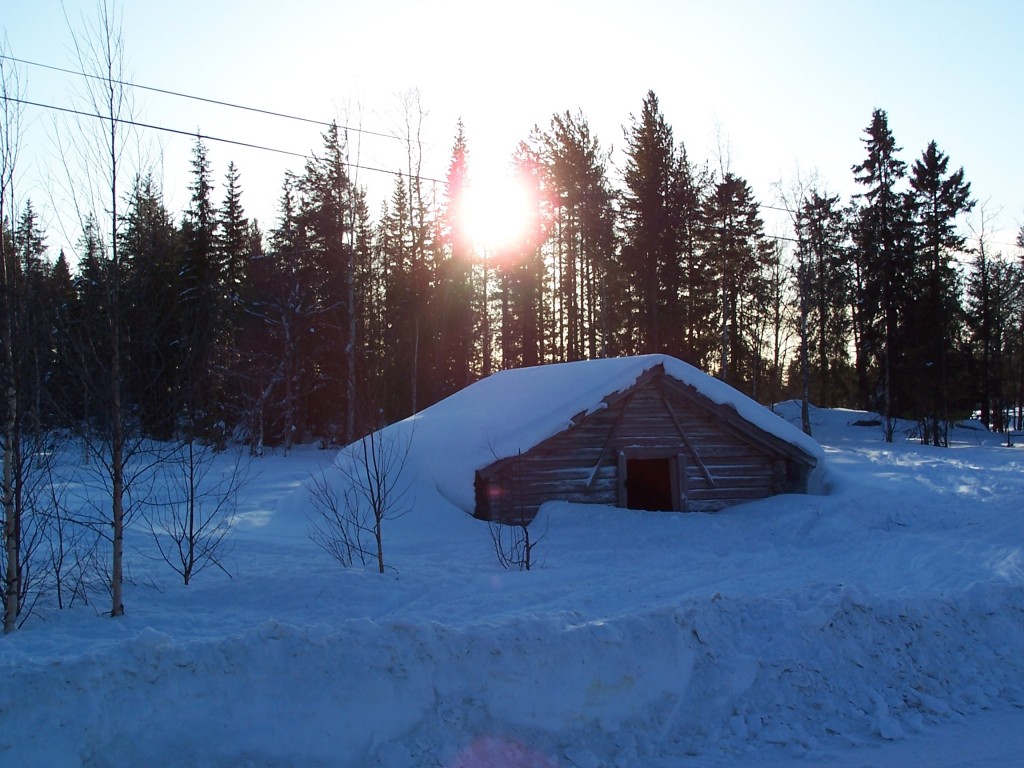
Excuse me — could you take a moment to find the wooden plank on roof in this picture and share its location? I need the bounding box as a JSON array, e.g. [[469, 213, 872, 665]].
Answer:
[[657, 378, 717, 488], [587, 390, 635, 488], [659, 374, 817, 467]]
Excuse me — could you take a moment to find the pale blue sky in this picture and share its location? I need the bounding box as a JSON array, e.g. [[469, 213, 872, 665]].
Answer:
[[4, 0, 1022, 255]]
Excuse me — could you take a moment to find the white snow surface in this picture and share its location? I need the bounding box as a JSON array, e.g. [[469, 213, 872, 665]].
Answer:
[[337, 355, 828, 518], [3, 402, 1024, 766]]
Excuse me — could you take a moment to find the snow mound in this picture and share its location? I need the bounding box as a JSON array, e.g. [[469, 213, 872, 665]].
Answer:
[[337, 356, 828, 520]]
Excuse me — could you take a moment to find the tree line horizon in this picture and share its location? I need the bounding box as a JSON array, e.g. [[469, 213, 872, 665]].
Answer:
[[4, 82, 1023, 450]]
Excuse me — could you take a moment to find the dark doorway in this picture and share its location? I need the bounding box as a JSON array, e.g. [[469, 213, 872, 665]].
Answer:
[[625, 457, 674, 511]]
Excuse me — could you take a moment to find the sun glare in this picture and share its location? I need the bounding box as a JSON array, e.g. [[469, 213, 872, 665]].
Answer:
[[460, 177, 535, 254]]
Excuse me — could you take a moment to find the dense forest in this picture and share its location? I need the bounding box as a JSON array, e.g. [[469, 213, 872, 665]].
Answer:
[[3, 8, 1024, 628], [4, 89, 1023, 451]]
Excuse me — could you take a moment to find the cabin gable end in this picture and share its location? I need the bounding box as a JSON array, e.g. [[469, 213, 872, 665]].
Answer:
[[475, 366, 818, 523]]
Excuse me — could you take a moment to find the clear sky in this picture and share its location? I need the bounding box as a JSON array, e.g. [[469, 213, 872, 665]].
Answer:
[[3, 0, 1022, 256]]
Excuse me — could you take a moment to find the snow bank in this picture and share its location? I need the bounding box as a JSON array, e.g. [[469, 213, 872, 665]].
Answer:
[[4, 580, 1024, 767]]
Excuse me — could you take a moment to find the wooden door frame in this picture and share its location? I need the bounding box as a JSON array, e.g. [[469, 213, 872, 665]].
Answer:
[[617, 446, 688, 511]]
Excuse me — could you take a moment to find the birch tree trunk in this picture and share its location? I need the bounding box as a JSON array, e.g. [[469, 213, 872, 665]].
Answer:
[[69, 0, 131, 616], [1, 46, 23, 633]]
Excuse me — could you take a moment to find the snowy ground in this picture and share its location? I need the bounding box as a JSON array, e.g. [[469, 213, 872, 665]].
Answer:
[[2, 404, 1024, 767]]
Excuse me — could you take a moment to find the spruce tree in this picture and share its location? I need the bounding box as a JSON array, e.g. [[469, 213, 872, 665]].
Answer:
[[670, 146, 715, 368], [215, 161, 253, 441], [219, 162, 249, 299], [795, 191, 852, 408], [179, 138, 222, 439], [377, 173, 417, 422], [1016, 227, 1024, 430], [11, 202, 54, 430], [65, 215, 110, 429], [965, 215, 1018, 433], [536, 110, 616, 362], [702, 173, 767, 391], [436, 122, 476, 393], [621, 91, 678, 354], [908, 141, 974, 445], [46, 250, 78, 426], [297, 123, 367, 441], [248, 171, 320, 451], [120, 173, 181, 439], [502, 142, 546, 369], [851, 108, 912, 440]]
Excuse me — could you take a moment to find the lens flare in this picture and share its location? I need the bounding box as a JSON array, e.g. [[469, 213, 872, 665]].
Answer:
[[460, 176, 535, 254]]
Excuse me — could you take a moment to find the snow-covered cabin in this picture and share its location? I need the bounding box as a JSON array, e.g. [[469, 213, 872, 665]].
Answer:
[[337, 355, 825, 525]]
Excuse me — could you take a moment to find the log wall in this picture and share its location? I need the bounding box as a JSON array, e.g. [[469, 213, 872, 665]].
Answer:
[[475, 370, 815, 523]]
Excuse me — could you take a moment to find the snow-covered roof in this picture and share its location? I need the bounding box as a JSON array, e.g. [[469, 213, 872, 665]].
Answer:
[[336, 354, 826, 515]]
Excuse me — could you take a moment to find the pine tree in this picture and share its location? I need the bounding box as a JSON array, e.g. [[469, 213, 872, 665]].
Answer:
[[249, 172, 319, 451], [120, 173, 181, 439], [377, 173, 417, 422], [851, 108, 912, 440], [621, 91, 678, 354], [753, 239, 791, 405], [215, 161, 254, 444], [500, 142, 546, 369], [435, 122, 476, 394], [297, 123, 366, 441], [795, 191, 852, 408], [219, 161, 250, 304], [536, 110, 616, 362], [907, 141, 974, 445], [179, 138, 222, 438], [965, 212, 1018, 433], [670, 146, 715, 368], [702, 173, 767, 391]]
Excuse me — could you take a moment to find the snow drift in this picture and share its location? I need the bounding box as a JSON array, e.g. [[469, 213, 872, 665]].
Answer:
[[1, 404, 1023, 766]]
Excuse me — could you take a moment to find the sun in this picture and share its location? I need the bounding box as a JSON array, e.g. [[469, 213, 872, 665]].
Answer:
[[459, 176, 536, 254]]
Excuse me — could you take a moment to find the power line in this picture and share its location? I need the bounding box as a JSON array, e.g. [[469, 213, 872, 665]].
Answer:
[[13, 92, 1013, 255], [759, 201, 1018, 249], [5, 55, 1014, 249], [3, 94, 449, 186], [0, 64, 835, 233], [0, 52, 408, 145], [13, 91, 1010, 250]]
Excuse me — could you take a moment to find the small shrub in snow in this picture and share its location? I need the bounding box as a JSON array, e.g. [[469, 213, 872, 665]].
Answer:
[[489, 520, 543, 571], [143, 442, 248, 585], [308, 427, 412, 573]]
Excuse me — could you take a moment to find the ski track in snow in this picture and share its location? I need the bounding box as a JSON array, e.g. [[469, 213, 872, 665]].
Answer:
[[2, 405, 1024, 766]]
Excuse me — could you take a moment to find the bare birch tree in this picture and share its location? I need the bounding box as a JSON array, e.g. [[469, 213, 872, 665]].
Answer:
[[1, 43, 25, 633], [145, 443, 248, 585], [61, 0, 137, 616], [309, 426, 412, 574]]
